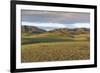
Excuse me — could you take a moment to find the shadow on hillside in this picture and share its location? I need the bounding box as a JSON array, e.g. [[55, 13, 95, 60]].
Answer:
[[21, 38, 74, 45], [21, 37, 88, 45]]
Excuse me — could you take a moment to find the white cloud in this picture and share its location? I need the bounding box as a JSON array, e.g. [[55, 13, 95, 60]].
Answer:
[[73, 23, 90, 28], [22, 22, 90, 31], [22, 22, 67, 31]]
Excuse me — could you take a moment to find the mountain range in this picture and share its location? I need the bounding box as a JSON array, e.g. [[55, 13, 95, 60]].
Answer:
[[21, 25, 46, 33], [21, 25, 90, 35]]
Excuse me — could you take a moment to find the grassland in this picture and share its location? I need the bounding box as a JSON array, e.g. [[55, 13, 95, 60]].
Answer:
[[21, 41, 90, 62], [21, 30, 90, 62]]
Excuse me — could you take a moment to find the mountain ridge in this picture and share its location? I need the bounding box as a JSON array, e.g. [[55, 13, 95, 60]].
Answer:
[[21, 25, 90, 35], [21, 25, 46, 33]]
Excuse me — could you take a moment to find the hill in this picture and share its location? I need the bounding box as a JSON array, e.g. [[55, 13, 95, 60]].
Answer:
[[21, 25, 46, 34], [49, 28, 90, 35], [21, 25, 90, 39], [21, 26, 90, 62]]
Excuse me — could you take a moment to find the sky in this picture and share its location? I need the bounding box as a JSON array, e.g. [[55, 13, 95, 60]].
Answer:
[[21, 10, 90, 31]]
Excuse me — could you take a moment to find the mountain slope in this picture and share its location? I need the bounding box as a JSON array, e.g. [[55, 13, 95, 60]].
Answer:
[[49, 28, 90, 35], [21, 25, 46, 34], [22, 28, 89, 39]]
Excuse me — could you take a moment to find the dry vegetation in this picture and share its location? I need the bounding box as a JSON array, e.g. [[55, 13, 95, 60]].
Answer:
[[21, 40, 90, 62], [21, 26, 90, 62]]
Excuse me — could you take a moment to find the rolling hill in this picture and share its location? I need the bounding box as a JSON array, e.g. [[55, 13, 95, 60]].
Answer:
[[21, 25, 90, 62], [49, 28, 90, 35], [21, 25, 46, 34], [21, 25, 90, 44], [21, 25, 90, 38], [21, 25, 89, 36]]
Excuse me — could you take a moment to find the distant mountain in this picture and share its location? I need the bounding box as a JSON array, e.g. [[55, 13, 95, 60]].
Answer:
[[49, 28, 90, 35], [21, 25, 46, 33], [69, 28, 90, 34], [21, 26, 90, 41], [21, 25, 90, 36]]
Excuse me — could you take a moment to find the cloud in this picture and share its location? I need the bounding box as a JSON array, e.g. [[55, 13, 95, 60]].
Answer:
[[21, 9, 90, 31], [22, 22, 67, 27], [73, 23, 90, 28], [21, 10, 90, 24], [22, 22, 90, 31]]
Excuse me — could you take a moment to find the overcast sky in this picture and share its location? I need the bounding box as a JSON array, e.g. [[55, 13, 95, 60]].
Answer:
[[21, 10, 90, 31]]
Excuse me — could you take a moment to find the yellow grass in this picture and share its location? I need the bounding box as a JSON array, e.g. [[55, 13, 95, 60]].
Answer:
[[21, 41, 90, 62]]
